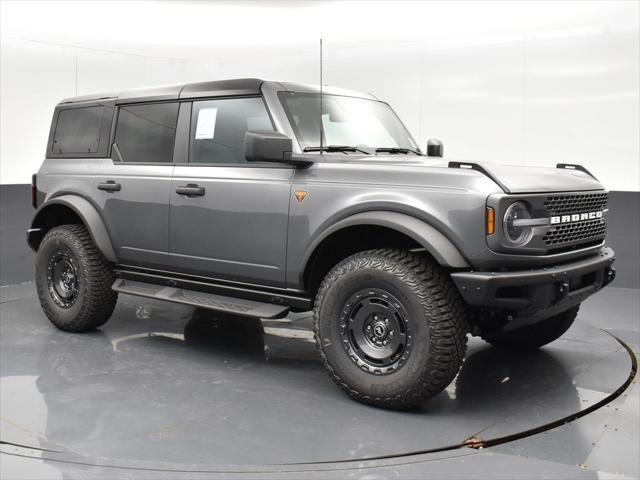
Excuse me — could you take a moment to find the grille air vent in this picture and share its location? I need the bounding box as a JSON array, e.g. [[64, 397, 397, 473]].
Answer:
[[542, 192, 607, 247]]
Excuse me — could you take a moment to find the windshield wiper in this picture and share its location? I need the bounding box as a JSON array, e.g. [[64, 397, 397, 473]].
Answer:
[[375, 147, 422, 155], [303, 145, 371, 154]]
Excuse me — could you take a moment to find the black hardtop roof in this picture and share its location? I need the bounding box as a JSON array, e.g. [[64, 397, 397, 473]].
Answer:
[[59, 78, 266, 105], [58, 78, 377, 106]]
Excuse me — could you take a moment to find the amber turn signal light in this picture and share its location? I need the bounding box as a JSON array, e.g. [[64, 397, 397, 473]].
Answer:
[[486, 207, 495, 235]]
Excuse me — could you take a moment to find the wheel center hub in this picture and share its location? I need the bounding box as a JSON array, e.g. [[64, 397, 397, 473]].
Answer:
[[62, 269, 74, 287], [372, 322, 388, 340], [363, 313, 395, 346]]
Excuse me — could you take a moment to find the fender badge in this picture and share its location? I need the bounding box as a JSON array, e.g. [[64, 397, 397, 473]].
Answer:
[[294, 190, 308, 203]]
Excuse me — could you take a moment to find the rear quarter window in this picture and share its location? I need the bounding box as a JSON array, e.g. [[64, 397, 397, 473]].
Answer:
[[52, 106, 105, 155], [113, 102, 179, 164]]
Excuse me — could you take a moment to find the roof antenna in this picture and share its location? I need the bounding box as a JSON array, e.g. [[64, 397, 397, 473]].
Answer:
[[319, 37, 324, 155]]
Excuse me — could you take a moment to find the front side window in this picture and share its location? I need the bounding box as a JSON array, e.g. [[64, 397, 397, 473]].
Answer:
[[189, 97, 273, 164], [279, 92, 419, 152], [114, 102, 179, 163], [53, 106, 104, 155]]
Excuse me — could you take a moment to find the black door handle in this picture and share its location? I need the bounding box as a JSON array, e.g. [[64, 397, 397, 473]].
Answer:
[[176, 184, 205, 197], [98, 181, 121, 192]]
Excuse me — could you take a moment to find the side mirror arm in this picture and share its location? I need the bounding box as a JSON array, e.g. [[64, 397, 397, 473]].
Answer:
[[285, 153, 314, 169], [244, 130, 314, 168]]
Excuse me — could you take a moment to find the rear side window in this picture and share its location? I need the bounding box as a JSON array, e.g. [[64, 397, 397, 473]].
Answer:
[[53, 106, 104, 155], [114, 102, 179, 163], [189, 97, 273, 164]]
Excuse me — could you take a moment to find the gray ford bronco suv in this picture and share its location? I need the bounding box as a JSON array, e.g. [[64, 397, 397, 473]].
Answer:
[[28, 78, 616, 409]]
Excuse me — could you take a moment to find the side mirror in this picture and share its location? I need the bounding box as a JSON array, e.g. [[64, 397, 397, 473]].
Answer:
[[426, 138, 443, 157], [244, 130, 312, 167]]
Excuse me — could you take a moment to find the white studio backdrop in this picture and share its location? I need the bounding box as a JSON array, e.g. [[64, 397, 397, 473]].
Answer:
[[1, 1, 638, 191]]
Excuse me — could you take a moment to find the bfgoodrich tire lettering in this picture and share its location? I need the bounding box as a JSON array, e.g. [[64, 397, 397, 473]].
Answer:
[[313, 249, 469, 410], [36, 224, 117, 332]]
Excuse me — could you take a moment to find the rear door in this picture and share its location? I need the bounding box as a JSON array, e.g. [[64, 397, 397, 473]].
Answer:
[[169, 97, 292, 287], [94, 102, 178, 268]]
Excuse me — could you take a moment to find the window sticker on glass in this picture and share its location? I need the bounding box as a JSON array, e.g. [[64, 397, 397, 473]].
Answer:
[[195, 107, 218, 139]]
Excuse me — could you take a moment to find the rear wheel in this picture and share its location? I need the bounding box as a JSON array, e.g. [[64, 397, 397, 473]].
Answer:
[[36, 224, 117, 332], [482, 306, 579, 350], [313, 249, 469, 410]]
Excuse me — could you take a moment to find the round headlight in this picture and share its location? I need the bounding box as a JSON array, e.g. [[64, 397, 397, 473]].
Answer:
[[503, 202, 533, 245]]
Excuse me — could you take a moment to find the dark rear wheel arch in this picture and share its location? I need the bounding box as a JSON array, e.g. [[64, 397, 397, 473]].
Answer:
[[28, 196, 118, 262], [28, 204, 83, 251]]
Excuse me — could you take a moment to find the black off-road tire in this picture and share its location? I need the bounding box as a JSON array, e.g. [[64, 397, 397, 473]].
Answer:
[[36, 224, 118, 332], [482, 306, 579, 350], [313, 249, 469, 410]]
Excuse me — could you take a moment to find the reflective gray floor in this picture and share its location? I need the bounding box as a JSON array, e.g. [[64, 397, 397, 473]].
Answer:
[[0, 283, 638, 479]]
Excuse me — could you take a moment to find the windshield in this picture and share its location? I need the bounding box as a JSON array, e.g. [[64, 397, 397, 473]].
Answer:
[[278, 92, 420, 153]]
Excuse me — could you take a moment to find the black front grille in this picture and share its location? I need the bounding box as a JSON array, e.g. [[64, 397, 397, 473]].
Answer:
[[543, 192, 608, 215], [542, 192, 607, 248], [543, 219, 607, 246]]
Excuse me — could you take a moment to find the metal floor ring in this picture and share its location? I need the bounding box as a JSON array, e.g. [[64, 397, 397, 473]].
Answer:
[[0, 283, 636, 474]]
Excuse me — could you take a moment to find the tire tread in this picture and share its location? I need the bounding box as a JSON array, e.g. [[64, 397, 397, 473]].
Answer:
[[313, 249, 468, 409], [36, 224, 117, 332]]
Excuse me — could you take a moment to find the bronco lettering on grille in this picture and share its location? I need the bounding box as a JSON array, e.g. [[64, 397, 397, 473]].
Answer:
[[550, 210, 603, 225]]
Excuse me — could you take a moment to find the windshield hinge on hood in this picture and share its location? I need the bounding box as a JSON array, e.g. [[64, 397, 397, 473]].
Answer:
[[448, 161, 512, 193]]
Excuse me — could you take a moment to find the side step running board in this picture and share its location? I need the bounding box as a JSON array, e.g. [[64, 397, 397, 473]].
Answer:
[[112, 279, 290, 319]]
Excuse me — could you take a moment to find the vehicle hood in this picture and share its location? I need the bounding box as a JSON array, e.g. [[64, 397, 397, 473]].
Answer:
[[329, 155, 605, 193], [467, 161, 604, 193]]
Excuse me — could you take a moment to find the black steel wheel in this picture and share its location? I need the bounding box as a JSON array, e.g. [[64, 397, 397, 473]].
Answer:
[[47, 250, 80, 308], [314, 249, 469, 410], [340, 288, 411, 374], [36, 224, 117, 332]]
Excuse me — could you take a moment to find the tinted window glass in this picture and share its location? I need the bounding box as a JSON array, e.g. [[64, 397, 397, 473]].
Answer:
[[114, 103, 179, 163], [53, 106, 104, 154], [189, 97, 273, 164], [279, 92, 418, 152]]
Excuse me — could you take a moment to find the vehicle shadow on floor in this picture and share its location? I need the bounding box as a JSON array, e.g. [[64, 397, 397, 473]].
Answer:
[[452, 345, 580, 414], [108, 305, 582, 411], [148, 307, 581, 416], [32, 304, 581, 420]]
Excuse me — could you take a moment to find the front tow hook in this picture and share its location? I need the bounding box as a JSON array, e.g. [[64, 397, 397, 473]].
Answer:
[[556, 282, 570, 302], [604, 267, 616, 286]]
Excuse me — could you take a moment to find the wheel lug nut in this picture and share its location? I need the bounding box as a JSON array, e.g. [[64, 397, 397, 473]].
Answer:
[[366, 325, 371, 331]]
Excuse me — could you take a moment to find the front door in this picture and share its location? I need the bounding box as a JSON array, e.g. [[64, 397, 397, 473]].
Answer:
[[95, 101, 178, 268], [169, 97, 292, 287]]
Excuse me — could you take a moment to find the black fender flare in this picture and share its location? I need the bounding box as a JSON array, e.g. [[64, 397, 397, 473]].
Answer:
[[303, 211, 469, 272], [28, 195, 118, 262]]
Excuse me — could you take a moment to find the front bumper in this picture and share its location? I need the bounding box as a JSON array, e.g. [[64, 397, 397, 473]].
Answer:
[[451, 247, 615, 318]]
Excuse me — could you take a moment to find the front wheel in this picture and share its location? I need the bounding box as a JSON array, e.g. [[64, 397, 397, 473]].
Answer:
[[36, 224, 118, 332], [482, 306, 579, 350], [313, 249, 469, 410]]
